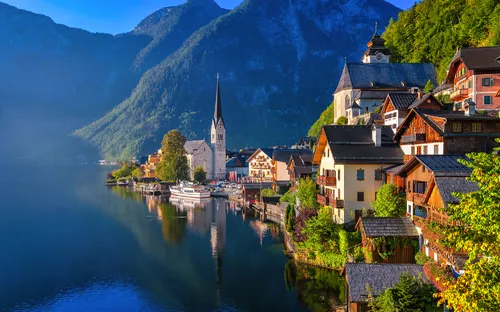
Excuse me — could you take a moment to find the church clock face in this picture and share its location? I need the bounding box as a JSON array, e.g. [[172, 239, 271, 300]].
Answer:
[[376, 52, 384, 61]]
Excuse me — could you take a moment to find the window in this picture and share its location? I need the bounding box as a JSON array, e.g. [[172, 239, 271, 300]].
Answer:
[[452, 122, 462, 133], [417, 146, 422, 155], [423, 145, 428, 155], [468, 80, 472, 89], [482, 77, 493, 86], [327, 148, 330, 157], [345, 95, 351, 109], [472, 122, 481, 133], [357, 169, 365, 181], [434, 144, 439, 155], [484, 95, 492, 105], [422, 165, 426, 173], [413, 181, 427, 194], [375, 169, 382, 181], [496, 122, 500, 129], [411, 146, 415, 155], [337, 169, 341, 181], [407, 181, 412, 192], [338, 188, 341, 199], [357, 192, 365, 202]]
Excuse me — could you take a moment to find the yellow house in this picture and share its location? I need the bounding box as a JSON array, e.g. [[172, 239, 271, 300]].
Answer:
[[313, 124, 404, 224]]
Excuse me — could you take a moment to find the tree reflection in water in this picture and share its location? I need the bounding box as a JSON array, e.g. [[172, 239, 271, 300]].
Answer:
[[284, 261, 346, 312], [158, 201, 187, 245]]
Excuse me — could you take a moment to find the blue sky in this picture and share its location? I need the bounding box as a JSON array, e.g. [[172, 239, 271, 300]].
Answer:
[[3, 0, 414, 34]]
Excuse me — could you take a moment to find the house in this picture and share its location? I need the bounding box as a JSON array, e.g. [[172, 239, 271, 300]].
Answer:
[[380, 92, 443, 131], [295, 136, 316, 149], [313, 124, 404, 224], [184, 140, 213, 180], [246, 148, 274, 183], [345, 263, 425, 312], [395, 155, 476, 272], [272, 149, 313, 190], [287, 153, 314, 185], [446, 46, 500, 110], [357, 217, 419, 264], [143, 149, 163, 178], [333, 26, 437, 119], [393, 106, 500, 161], [226, 155, 249, 182]]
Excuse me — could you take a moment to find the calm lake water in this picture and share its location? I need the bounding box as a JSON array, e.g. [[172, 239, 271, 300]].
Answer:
[[0, 166, 344, 312]]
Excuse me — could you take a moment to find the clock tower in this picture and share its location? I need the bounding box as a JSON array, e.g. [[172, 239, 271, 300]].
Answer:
[[211, 74, 226, 181], [362, 22, 391, 64]]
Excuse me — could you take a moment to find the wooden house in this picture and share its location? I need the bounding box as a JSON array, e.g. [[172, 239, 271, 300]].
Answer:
[[393, 106, 500, 161], [287, 153, 314, 186], [395, 155, 477, 272], [357, 217, 419, 264], [246, 148, 274, 183], [345, 263, 425, 312]]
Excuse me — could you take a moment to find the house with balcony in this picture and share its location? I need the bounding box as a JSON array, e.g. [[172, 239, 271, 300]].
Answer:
[[313, 124, 404, 224], [395, 155, 477, 273], [394, 105, 500, 161], [246, 148, 274, 183], [446, 46, 500, 111], [287, 153, 314, 186], [380, 92, 444, 132], [271, 149, 312, 190]]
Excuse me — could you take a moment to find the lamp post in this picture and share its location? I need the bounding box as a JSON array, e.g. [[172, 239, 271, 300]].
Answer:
[[259, 169, 263, 206]]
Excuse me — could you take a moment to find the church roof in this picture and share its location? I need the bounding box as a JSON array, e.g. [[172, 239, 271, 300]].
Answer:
[[335, 63, 437, 93], [213, 74, 224, 127], [362, 24, 391, 58], [184, 140, 208, 154]]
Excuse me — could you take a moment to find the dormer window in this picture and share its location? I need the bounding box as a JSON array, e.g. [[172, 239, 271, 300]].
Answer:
[[452, 122, 462, 133]]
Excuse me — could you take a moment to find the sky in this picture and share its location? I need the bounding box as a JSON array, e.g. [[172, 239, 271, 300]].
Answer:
[[3, 0, 415, 34]]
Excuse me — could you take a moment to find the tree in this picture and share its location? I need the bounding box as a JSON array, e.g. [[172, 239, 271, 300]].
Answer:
[[308, 101, 335, 138], [371, 184, 406, 217], [297, 177, 318, 209], [335, 116, 348, 125], [193, 166, 206, 183], [132, 167, 144, 179], [260, 188, 277, 197], [369, 273, 440, 312], [302, 206, 340, 247], [156, 130, 189, 181], [436, 144, 500, 311], [112, 162, 136, 179], [424, 79, 435, 93]]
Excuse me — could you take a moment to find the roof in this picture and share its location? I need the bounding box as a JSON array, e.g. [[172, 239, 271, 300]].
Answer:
[[396, 155, 472, 178], [247, 148, 274, 162], [242, 183, 273, 190], [450, 46, 500, 71], [388, 93, 418, 110], [346, 263, 425, 303], [226, 156, 248, 168], [289, 153, 314, 176], [213, 75, 224, 127], [356, 90, 394, 100], [408, 93, 443, 109], [335, 63, 437, 93], [273, 149, 312, 163], [184, 140, 207, 154], [321, 125, 404, 164], [346, 101, 362, 109], [434, 176, 478, 207], [383, 164, 405, 174], [359, 217, 419, 237]]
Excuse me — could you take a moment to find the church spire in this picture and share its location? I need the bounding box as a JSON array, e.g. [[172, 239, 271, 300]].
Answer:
[[214, 73, 223, 124]]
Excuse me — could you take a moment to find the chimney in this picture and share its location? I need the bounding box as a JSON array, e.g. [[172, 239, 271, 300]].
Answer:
[[417, 91, 424, 100], [453, 103, 460, 112], [372, 123, 382, 147], [464, 101, 476, 116]]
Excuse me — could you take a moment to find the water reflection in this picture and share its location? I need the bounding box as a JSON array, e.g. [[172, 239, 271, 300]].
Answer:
[[284, 261, 346, 312]]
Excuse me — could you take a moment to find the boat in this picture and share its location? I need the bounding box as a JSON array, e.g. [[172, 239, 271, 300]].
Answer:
[[169, 181, 211, 199]]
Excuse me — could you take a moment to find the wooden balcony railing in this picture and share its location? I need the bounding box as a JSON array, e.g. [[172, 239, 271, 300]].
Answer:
[[317, 194, 328, 206], [317, 175, 336, 187], [412, 215, 426, 229], [428, 207, 450, 226], [413, 193, 426, 206], [330, 199, 344, 208], [450, 89, 469, 101], [401, 133, 426, 144]]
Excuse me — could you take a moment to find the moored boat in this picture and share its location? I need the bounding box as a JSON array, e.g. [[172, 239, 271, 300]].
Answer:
[[169, 181, 210, 199]]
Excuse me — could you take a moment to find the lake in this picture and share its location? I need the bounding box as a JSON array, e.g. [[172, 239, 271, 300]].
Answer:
[[0, 165, 344, 312]]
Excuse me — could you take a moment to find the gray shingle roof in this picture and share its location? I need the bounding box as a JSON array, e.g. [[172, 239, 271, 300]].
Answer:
[[273, 149, 312, 163], [450, 46, 500, 70], [346, 263, 425, 302], [335, 63, 437, 93], [323, 125, 404, 164], [184, 140, 207, 154], [416, 155, 471, 176], [434, 176, 479, 207], [360, 217, 419, 237], [388, 93, 418, 109], [408, 93, 444, 109]]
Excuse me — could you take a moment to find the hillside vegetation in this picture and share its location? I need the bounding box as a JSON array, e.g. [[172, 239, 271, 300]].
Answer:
[[307, 101, 334, 138], [383, 0, 500, 81]]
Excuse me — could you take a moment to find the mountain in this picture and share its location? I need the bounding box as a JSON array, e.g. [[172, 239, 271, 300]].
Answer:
[[76, 0, 401, 160], [383, 0, 500, 81], [0, 1, 226, 162]]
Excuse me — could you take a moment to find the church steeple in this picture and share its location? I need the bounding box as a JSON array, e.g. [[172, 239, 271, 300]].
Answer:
[[362, 22, 391, 64], [213, 73, 224, 126]]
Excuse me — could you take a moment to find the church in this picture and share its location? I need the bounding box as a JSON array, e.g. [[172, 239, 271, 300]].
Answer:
[[184, 75, 226, 181], [333, 24, 437, 120]]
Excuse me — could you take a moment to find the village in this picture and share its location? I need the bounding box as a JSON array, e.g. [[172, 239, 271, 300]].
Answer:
[[105, 29, 500, 311]]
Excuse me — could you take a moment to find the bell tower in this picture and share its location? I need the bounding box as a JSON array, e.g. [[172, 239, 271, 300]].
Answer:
[[211, 74, 226, 180], [362, 22, 391, 64]]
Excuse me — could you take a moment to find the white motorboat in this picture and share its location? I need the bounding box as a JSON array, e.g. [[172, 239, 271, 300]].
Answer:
[[169, 181, 211, 199]]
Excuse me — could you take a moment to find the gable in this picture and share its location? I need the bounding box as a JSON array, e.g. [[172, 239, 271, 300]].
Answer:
[[395, 110, 443, 143], [313, 128, 328, 164], [381, 97, 395, 114]]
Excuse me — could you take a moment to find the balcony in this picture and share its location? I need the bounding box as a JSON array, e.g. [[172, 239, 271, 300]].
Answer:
[[401, 133, 426, 144], [317, 175, 337, 187], [412, 215, 426, 228], [413, 193, 426, 206], [317, 194, 329, 206], [450, 89, 469, 101], [330, 199, 344, 208]]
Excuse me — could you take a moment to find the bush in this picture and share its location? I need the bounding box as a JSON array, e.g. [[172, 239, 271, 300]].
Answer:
[[415, 251, 433, 265], [260, 188, 277, 197], [193, 166, 206, 183], [335, 116, 348, 125], [297, 177, 318, 209], [294, 208, 317, 242], [285, 204, 295, 233], [371, 184, 406, 217], [280, 189, 297, 205]]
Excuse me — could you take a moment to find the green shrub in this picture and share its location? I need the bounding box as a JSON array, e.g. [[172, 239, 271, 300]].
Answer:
[[415, 251, 433, 265]]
